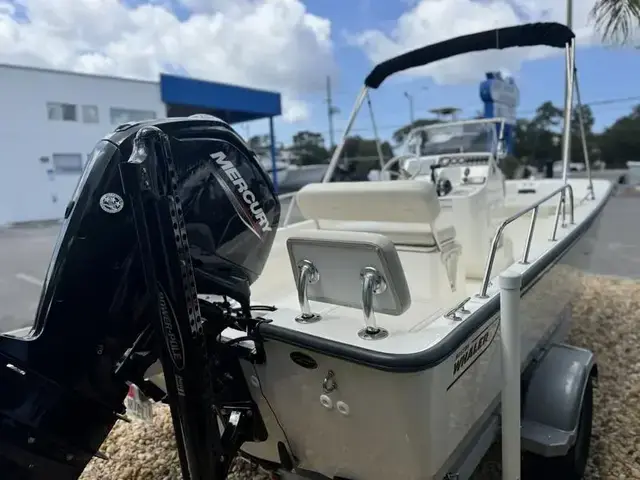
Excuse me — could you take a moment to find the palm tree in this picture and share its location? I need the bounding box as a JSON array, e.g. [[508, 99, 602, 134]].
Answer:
[[589, 0, 640, 44]]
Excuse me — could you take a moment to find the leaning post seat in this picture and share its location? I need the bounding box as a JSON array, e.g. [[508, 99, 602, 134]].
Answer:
[[441, 176, 514, 280], [448, 188, 514, 280], [295, 180, 462, 291]]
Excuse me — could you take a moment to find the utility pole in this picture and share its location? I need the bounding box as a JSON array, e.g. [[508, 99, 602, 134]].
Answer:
[[404, 92, 415, 123], [326, 76, 339, 149]]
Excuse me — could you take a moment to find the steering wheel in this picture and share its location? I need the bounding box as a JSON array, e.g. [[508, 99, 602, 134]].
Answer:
[[380, 154, 424, 180]]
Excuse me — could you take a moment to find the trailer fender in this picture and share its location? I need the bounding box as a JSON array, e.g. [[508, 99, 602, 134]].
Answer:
[[520, 343, 597, 457]]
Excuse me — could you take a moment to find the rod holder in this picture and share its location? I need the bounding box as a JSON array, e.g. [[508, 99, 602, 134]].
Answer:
[[295, 260, 321, 323], [357, 267, 389, 340]]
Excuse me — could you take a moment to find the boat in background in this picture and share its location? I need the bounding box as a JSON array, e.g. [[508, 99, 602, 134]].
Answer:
[[378, 118, 506, 183], [259, 156, 328, 193], [258, 156, 291, 185]]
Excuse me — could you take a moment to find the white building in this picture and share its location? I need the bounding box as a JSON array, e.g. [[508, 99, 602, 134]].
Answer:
[[0, 64, 282, 225]]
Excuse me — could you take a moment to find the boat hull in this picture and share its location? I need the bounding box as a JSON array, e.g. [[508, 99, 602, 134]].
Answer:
[[238, 190, 608, 480]]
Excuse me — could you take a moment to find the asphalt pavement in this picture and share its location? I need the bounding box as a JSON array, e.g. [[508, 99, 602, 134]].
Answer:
[[0, 222, 60, 332], [585, 188, 640, 279], [1, 192, 639, 334]]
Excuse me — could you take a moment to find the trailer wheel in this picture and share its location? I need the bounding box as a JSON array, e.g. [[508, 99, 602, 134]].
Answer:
[[524, 375, 593, 479]]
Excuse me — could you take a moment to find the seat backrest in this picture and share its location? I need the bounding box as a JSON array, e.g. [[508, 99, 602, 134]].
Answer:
[[296, 180, 441, 225], [286, 229, 411, 315]]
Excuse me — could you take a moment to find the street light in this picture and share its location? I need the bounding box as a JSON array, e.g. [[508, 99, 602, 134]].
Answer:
[[404, 92, 415, 124]]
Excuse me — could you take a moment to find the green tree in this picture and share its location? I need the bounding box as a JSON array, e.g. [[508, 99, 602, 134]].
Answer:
[[290, 130, 329, 165], [512, 101, 599, 168], [330, 136, 395, 178], [513, 118, 535, 162], [512, 102, 563, 170], [572, 104, 595, 134], [590, 0, 640, 44], [570, 104, 597, 164], [531, 101, 563, 130], [292, 131, 325, 148], [597, 104, 640, 168]]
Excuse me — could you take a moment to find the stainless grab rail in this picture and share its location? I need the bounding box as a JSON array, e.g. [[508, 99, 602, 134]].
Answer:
[[478, 184, 574, 298], [280, 192, 299, 227]]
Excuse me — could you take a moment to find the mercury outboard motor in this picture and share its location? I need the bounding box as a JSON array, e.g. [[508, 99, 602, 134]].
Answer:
[[0, 116, 280, 479]]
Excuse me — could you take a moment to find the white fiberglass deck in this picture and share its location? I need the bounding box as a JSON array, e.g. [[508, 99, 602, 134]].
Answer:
[[248, 178, 611, 355]]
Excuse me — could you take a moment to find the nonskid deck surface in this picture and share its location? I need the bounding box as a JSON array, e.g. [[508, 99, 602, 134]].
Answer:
[[245, 179, 611, 355]]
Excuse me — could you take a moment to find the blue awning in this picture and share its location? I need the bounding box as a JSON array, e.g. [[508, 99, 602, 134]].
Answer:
[[160, 73, 282, 123]]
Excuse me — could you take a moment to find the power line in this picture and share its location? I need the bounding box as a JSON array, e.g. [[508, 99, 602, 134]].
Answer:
[[517, 95, 640, 116], [311, 94, 640, 138]]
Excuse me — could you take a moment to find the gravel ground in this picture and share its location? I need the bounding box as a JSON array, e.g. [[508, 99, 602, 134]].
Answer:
[[80, 273, 640, 480], [570, 275, 640, 479]]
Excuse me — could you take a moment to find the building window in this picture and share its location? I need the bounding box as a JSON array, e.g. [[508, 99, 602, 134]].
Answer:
[[47, 102, 77, 121], [110, 107, 157, 125], [52, 153, 83, 174], [82, 105, 99, 123]]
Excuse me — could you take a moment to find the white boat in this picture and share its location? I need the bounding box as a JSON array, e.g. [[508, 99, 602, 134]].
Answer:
[[382, 119, 505, 183], [259, 157, 291, 185], [221, 23, 612, 479], [0, 23, 617, 480], [260, 157, 329, 192], [284, 163, 329, 188], [132, 22, 613, 480]]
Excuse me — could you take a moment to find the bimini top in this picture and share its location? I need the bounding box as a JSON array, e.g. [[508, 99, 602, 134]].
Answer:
[[364, 22, 575, 89]]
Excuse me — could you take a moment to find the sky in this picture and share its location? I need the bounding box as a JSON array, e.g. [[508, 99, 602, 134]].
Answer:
[[1, 0, 640, 147]]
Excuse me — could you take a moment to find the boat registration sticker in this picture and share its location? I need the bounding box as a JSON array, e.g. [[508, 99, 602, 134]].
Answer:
[[448, 318, 499, 390], [124, 384, 154, 422]]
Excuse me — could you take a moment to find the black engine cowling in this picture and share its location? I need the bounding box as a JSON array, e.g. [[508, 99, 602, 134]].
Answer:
[[81, 116, 280, 303]]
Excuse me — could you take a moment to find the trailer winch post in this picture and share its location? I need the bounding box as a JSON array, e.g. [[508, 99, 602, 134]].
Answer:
[[499, 270, 523, 480]]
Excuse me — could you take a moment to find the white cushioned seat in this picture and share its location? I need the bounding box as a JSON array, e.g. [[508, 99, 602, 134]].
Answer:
[[317, 220, 456, 248], [297, 180, 441, 224], [296, 180, 455, 248]]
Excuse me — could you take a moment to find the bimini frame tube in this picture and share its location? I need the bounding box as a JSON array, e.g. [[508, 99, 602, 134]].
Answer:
[[322, 86, 369, 183], [560, 39, 576, 186], [573, 68, 596, 200]]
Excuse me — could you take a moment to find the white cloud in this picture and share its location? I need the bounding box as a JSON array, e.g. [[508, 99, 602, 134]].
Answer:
[[281, 98, 310, 123], [350, 0, 606, 86], [0, 2, 15, 16], [0, 0, 335, 123]]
